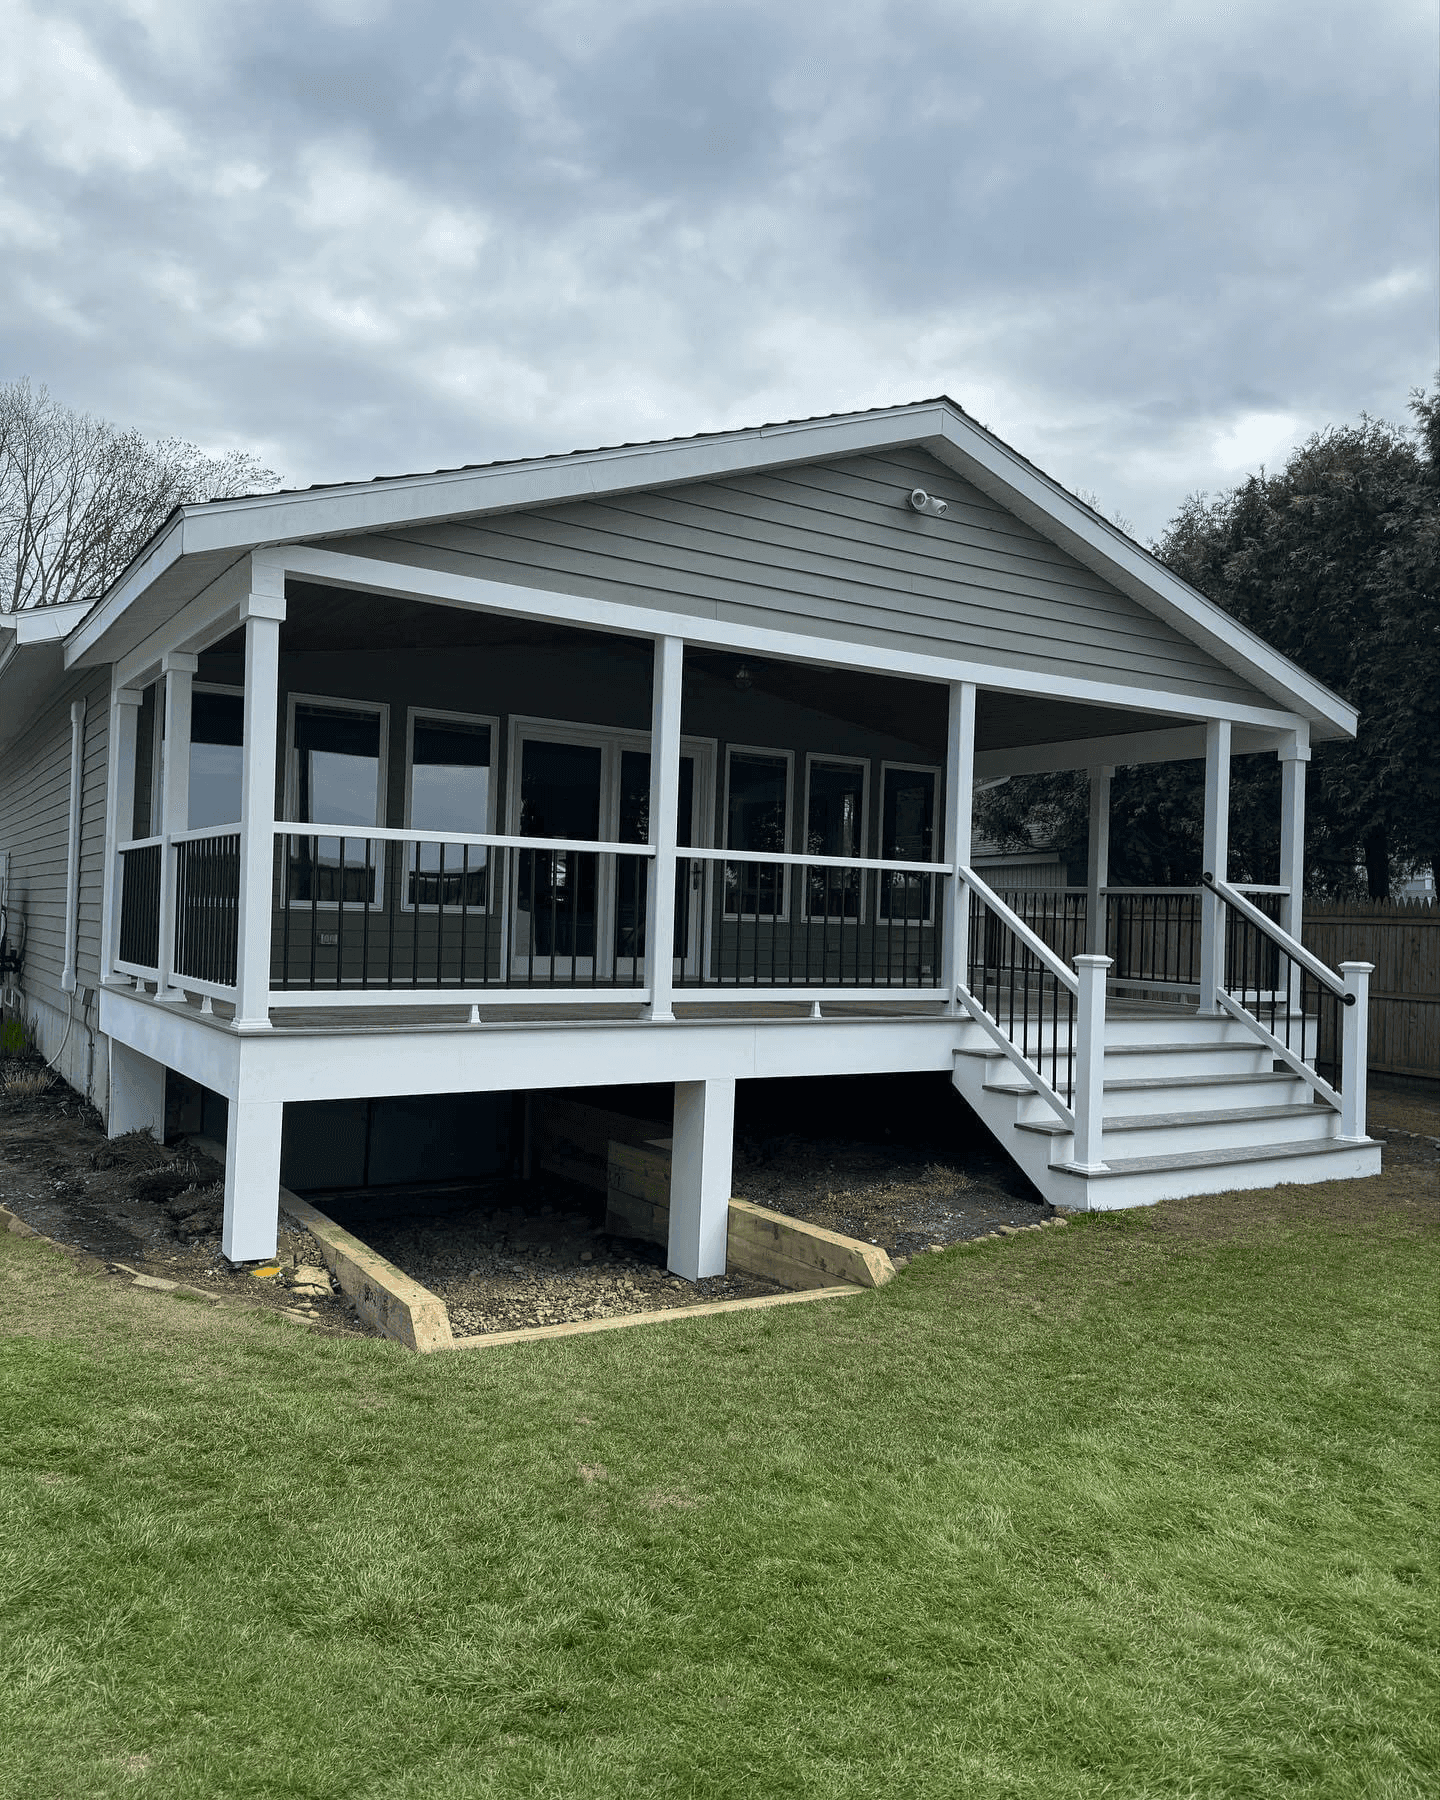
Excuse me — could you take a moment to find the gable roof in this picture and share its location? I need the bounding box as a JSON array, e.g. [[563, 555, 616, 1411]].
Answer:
[[62, 398, 1356, 739]]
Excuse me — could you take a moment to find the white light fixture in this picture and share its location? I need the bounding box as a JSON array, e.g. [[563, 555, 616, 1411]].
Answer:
[[909, 488, 949, 518], [734, 662, 754, 692]]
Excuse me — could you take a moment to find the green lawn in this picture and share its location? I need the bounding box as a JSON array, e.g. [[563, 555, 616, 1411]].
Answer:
[[1, 1161, 1435, 1799]]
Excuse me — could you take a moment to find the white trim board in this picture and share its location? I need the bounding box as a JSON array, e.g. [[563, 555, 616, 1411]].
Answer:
[[60, 401, 1356, 739]]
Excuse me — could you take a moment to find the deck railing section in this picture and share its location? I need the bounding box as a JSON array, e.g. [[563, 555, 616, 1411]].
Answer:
[[1202, 872, 1370, 1137], [173, 829, 241, 990], [115, 838, 163, 976]]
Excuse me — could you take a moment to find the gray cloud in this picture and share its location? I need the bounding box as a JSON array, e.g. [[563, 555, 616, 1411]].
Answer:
[[1, 0, 1434, 537]]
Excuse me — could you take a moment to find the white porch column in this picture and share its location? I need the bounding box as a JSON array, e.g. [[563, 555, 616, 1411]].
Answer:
[[1071, 954, 1112, 1172], [668, 1076, 735, 1281], [940, 680, 977, 1010], [1338, 962, 1373, 1141], [107, 1040, 165, 1141], [223, 1093, 284, 1263], [102, 685, 144, 983], [646, 635, 684, 1021], [155, 653, 197, 1000], [1277, 731, 1310, 944], [1199, 719, 1231, 1013], [1085, 765, 1113, 957], [234, 576, 286, 1029]]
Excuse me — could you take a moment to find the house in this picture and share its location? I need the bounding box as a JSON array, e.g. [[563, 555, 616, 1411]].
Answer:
[[0, 400, 1380, 1277]]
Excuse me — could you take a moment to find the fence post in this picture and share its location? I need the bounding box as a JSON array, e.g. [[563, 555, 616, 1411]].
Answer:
[[235, 571, 286, 1030], [1339, 961, 1373, 1139], [1071, 954, 1111, 1170], [940, 681, 976, 1012], [155, 652, 197, 1001], [1085, 765, 1112, 956], [1200, 719, 1231, 1013]]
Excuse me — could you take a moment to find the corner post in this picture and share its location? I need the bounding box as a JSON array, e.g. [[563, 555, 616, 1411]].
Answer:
[[102, 684, 144, 983], [645, 635, 683, 1021], [940, 680, 977, 1011], [1071, 954, 1111, 1171], [668, 1077, 735, 1281], [1338, 962, 1373, 1140], [235, 566, 286, 1030], [1085, 765, 1112, 957], [223, 1090, 284, 1263], [155, 653, 197, 1000], [1278, 730, 1310, 1016], [1199, 719, 1231, 1014]]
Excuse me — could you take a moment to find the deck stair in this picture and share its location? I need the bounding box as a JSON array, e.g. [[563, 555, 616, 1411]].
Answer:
[[951, 1006, 1382, 1210]]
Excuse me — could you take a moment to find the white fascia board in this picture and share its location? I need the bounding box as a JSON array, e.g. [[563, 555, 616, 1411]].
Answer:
[[917, 422, 1357, 740], [64, 515, 188, 667], [279, 544, 1309, 734], [5, 598, 96, 645]]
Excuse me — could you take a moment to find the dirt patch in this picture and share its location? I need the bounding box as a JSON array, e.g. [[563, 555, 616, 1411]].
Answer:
[[0, 1070, 371, 1334]]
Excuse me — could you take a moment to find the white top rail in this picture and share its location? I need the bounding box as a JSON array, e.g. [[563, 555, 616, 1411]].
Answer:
[[1099, 885, 1205, 896], [958, 864, 1080, 994], [273, 822, 655, 857], [1203, 873, 1347, 1000], [169, 824, 241, 846], [118, 836, 164, 853], [686, 846, 951, 874]]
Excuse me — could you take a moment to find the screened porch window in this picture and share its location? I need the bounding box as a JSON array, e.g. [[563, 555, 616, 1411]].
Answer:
[[289, 702, 385, 904], [408, 716, 492, 908], [725, 749, 789, 918], [880, 765, 937, 921], [804, 757, 865, 919], [188, 689, 244, 830]]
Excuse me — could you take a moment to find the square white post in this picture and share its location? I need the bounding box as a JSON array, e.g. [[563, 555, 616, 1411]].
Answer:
[[155, 653, 197, 1000], [939, 681, 977, 1011], [107, 1040, 165, 1141], [1278, 732, 1310, 1017], [1199, 719, 1231, 1014], [102, 685, 144, 983], [1085, 766, 1113, 957], [1071, 953, 1111, 1171], [235, 576, 286, 1029], [668, 1076, 735, 1281], [1339, 962, 1373, 1140], [646, 636, 684, 1021], [223, 1093, 284, 1263]]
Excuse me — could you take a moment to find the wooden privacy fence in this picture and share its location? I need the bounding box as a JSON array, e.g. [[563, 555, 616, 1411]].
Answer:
[[1303, 899, 1438, 1082]]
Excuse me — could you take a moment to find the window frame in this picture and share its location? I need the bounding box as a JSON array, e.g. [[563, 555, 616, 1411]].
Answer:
[[878, 759, 941, 927], [284, 691, 390, 911], [800, 752, 870, 924], [721, 743, 794, 922], [402, 705, 500, 914]]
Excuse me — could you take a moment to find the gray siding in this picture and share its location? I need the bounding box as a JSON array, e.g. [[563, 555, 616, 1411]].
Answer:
[[0, 667, 111, 1016], [334, 448, 1268, 707]]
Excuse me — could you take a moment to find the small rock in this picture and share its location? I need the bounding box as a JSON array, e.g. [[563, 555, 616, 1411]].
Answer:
[[580, 1250, 593, 1263], [132, 1273, 178, 1292]]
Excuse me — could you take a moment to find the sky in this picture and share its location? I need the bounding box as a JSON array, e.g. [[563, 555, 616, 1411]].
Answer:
[[1, 0, 1435, 541]]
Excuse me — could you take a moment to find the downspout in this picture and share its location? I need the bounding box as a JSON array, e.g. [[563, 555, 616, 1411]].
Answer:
[[45, 698, 86, 1074]]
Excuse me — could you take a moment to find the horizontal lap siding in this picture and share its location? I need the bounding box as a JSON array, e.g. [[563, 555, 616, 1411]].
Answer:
[[0, 670, 112, 1016], [344, 448, 1267, 706]]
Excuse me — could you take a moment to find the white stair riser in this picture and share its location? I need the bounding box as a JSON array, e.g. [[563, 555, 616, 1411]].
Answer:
[[1098, 1109, 1339, 1158], [1106, 1045, 1275, 1078], [1101, 1076, 1314, 1116], [1047, 1142, 1383, 1210], [1102, 1016, 1256, 1047]]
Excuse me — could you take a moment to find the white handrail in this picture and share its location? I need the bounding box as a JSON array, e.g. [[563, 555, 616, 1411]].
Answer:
[[958, 865, 1080, 994], [274, 823, 655, 857], [688, 846, 951, 874], [1203, 872, 1348, 1001]]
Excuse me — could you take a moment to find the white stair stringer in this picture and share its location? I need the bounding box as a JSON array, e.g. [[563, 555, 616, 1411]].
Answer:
[[950, 1010, 1382, 1212]]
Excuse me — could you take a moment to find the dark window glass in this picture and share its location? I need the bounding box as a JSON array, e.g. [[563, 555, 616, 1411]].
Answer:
[[517, 739, 602, 959], [290, 704, 382, 904], [409, 718, 491, 908], [881, 767, 936, 921], [805, 759, 864, 919], [726, 751, 787, 917], [188, 691, 245, 830]]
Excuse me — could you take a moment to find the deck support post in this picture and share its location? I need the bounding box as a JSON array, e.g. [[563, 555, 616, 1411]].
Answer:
[[940, 681, 977, 1012], [1199, 719, 1231, 1014], [1278, 732, 1310, 1017], [646, 636, 684, 1021], [155, 653, 197, 1001], [668, 1076, 734, 1281], [1338, 962, 1373, 1141], [1071, 954, 1111, 1171], [107, 1040, 165, 1141], [223, 1094, 284, 1263], [102, 684, 144, 983], [1085, 766, 1112, 957], [234, 571, 286, 1030]]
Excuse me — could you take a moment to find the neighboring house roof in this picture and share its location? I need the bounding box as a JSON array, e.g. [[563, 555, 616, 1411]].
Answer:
[[58, 398, 1355, 739], [0, 599, 99, 751]]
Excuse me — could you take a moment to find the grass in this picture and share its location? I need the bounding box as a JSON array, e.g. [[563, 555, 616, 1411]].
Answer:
[[1, 1161, 1436, 1798]]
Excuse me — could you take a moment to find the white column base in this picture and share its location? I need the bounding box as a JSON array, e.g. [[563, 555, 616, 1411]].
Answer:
[[108, 1041, 166, 1141], [223, 1097, 284, 1264], [668, 1077, 735, 1282]]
